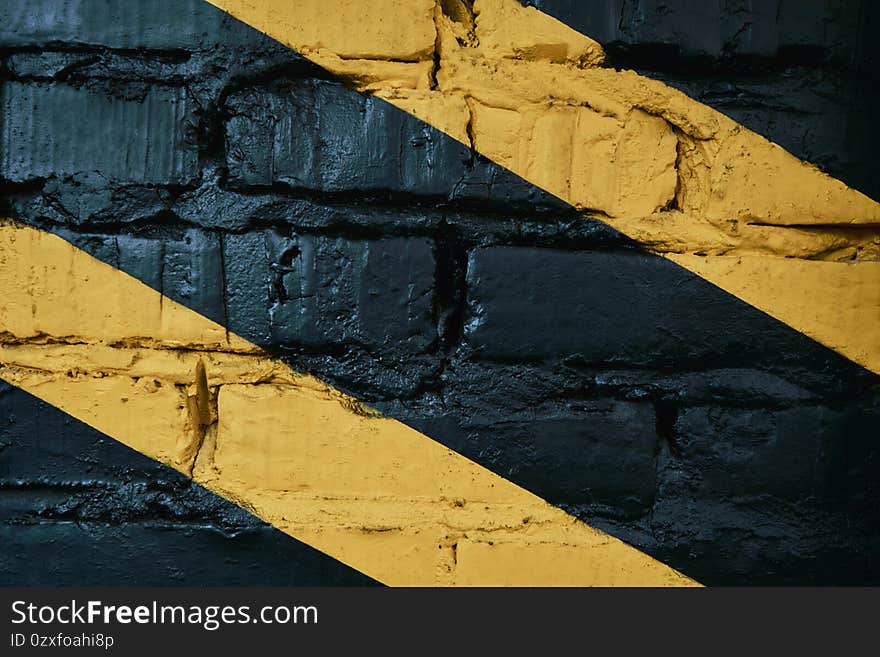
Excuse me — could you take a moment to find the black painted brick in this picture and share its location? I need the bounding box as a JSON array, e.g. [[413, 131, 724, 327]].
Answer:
[[525, 0, 865, 62], [116, 233, 164, 293], [268, 234, 436, 351], [225, 82, 465, 195], [672, 403, 880, 505], [0, 81, 197, 184], [0, 0, 262, 50], [224, 80, 560, 207], [463, 246, 862, 376]]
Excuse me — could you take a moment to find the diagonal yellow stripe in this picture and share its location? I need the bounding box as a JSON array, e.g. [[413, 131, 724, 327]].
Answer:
[[0, 221, 696, 586], [204, 0, 880, 374]]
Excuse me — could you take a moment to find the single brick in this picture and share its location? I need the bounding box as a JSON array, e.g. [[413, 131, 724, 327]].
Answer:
[[224, 80, 555, 206], [0, 0, 262, 49], [527, 0, 860, 59], [212, 0, 437, 61], [463, 247, 875, 384], [673, 403, 880, 504], [225, 81, 466, 195], [269, 235, 436, 352], [0, 81, 197, 184], [53, 230, 228, 331], [643, 496, 880, 586]]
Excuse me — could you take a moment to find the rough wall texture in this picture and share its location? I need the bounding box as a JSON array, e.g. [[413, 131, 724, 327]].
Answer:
[[527, 0, 880, 202], [0, 0, 878, 585]]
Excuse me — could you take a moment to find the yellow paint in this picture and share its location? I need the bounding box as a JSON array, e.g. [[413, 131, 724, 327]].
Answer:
[[0, 222, 696, 586], [204, 0, 880, 374]]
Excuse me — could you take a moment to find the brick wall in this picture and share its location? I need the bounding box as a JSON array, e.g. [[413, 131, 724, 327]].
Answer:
[[1, 0, 878, 585]]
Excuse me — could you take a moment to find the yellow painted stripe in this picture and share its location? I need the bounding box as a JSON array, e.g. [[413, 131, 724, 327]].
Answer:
[[0, 221, 696, 586], [203, 0, 880, 374]]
